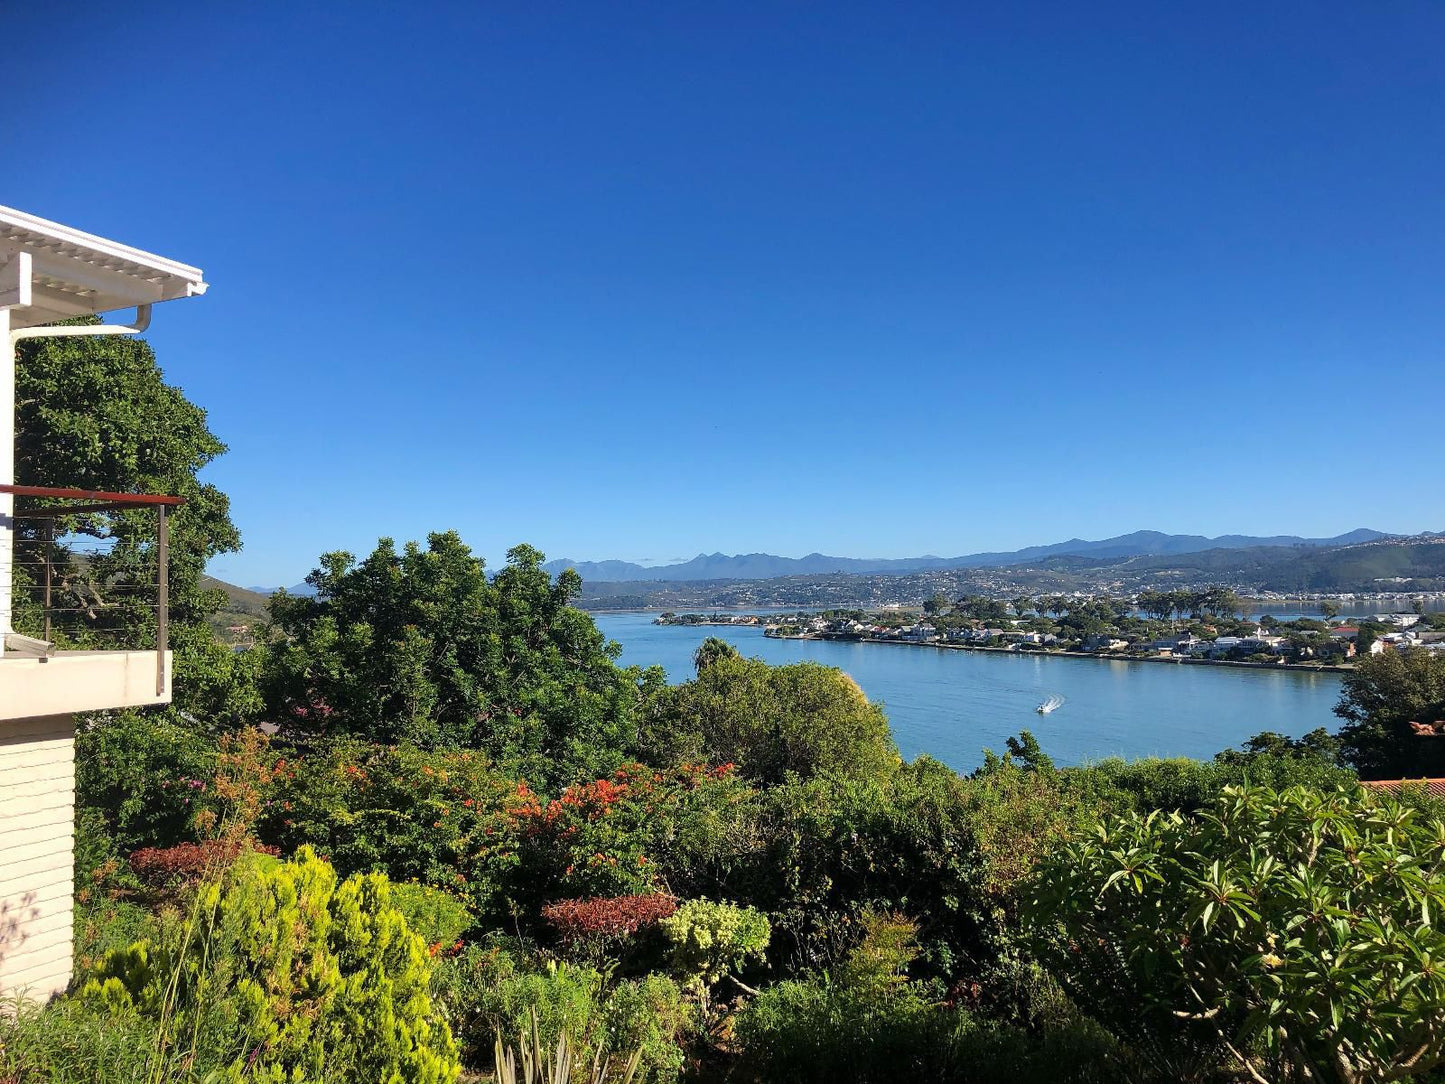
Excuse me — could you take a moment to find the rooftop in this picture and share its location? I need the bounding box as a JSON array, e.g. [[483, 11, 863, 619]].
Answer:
[[0, 205, 207, 328]]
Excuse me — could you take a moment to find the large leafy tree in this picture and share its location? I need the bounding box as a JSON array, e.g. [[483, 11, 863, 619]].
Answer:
[[261, 536, 661, 785], [1334, 648, 1445, 778], [12, 320, 254, 723], [646, 654, 898, 785], [1031, 783, 1445, 1084]]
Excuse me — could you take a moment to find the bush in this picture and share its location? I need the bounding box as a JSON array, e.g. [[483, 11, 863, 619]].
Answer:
[[656, 657, 899, 785], [80, 845, 460, 1084], [128, 838, 279, 889], [0, 995, 163, 1084], [511, 762, 753, 908], [736, 975, 945, 1083], [76, 712, 216, 851], [543, 893, 678, 952], [433, 944, 690, 1081], [391, 880, 475, 951], [258, 739, 525, 920], [660, 899, 770, 993], [1031, 782, 1445, 1084]]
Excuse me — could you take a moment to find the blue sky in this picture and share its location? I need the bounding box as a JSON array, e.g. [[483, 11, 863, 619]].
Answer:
[[11, 3, 1444, 586]]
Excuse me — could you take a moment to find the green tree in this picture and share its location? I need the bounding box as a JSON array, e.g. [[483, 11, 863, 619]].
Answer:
[[12, 320, 252, 723], [655, 656, 898, 785], [693, 636, 740, 673], [262, 537, 659, 786], [1335, 648, 1445, 778], [1031, 783, 1445, 1084], [1321, 600, 1341, 621]]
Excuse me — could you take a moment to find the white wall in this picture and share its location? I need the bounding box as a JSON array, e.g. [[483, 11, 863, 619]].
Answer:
[[0, 713, 74, 1001]]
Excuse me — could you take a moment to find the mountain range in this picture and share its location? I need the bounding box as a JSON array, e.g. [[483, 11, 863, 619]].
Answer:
[[543, 529, 1389, 583]]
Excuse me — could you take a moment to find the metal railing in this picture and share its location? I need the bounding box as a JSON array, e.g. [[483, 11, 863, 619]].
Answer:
[[1, 484, 184, 696]]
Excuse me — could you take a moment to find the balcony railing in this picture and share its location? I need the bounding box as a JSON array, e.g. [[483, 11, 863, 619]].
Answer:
[[1, 484, 183, 697]]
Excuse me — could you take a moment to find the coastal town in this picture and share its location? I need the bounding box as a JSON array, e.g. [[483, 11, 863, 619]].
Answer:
[[658, 595, 1445, 670]]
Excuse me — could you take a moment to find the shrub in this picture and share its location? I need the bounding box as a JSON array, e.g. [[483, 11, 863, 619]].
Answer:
[[128, 838, 279, 889], [258, 739, 525, 921], [601, 974, 692, 1083], [80, 845, 460, 1084], [735, 913, 1122, 1084], [752, 759, 991, 986], [392, 880, 475, 951], [0, 995, 163, 1084], [660, 899, 770, 993], [433, 943, 690, 1081], [735, 975, 946, 1083], [1031, 782, 1445, 1084], [512, 763, 751, 906], [432, 944, 605, 1068], [658, 657, 898, 785], [542, 894, 678, 947], [76, 712, 216, 851]]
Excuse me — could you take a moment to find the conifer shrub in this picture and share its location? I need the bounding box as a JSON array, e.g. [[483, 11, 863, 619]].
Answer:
[[80, 845, 460, 1083]]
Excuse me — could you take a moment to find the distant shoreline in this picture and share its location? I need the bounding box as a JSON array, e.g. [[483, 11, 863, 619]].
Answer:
[[765, 631, 1352, 674]]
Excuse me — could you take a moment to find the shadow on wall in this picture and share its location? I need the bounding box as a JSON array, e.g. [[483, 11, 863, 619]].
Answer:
[[0, 889, 43, 967]]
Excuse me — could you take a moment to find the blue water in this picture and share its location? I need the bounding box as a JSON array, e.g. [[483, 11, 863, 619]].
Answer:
[[594, 612, 1344, 774]]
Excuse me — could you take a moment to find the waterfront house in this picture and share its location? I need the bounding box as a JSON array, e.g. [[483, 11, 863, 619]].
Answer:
[[1210, 636, 1245, 656], [1, 205, 207, 1001]]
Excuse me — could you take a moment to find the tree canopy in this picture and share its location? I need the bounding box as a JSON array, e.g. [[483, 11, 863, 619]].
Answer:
[[1334, 648, 1445, 778], [261, 537, 662, 786], [649, 655, 898, 785]]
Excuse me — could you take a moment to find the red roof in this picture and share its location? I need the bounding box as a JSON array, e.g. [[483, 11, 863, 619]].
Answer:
[[1362, 778, 1445, 798]]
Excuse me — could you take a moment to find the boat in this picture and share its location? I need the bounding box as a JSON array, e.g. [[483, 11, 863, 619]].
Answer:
[[1035, 694, 1064, 715]]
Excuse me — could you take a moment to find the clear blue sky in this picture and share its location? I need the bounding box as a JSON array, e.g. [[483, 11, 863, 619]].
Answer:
[[11, 3, 1444, 586]]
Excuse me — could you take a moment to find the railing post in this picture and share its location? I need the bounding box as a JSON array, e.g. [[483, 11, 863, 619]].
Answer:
[[42, 521, 52, 644], [156, 504, 168, 697]]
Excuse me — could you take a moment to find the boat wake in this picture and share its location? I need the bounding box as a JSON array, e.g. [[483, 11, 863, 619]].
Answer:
[[1035, 694, 1065, 715]]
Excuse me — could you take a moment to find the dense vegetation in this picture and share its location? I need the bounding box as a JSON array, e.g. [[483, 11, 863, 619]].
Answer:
[[6, 332, 1445, 1082]]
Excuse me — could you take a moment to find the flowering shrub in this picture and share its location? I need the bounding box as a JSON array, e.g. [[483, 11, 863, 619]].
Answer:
[[542, 893, 678, 946], [258, 739, 527, 921], [513, 763, 748, 902]]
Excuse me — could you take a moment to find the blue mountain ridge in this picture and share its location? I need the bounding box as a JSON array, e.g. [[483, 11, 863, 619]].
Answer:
[[541, 528, 1388, 583]]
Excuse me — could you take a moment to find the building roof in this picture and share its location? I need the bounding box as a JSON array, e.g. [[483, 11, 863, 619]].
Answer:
[[1362, 778, 1445, 798], [0, 205, 207, 329]]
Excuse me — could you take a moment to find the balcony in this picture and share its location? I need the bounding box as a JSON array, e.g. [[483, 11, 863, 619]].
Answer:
[[1, 484, 179, 722]]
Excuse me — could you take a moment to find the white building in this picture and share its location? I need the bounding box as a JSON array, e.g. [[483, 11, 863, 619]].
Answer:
[[1, 206, 207, 1001]]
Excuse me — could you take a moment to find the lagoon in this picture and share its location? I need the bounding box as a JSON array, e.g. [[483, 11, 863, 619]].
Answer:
[[594, 612, 1345, 774]]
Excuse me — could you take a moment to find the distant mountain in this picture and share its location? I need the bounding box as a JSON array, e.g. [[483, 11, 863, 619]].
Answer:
[[545, 529, 1389, 582], [244, 583, 317, 597]]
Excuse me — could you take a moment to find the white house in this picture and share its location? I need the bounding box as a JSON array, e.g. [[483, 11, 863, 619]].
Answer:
[[1, 206, 207, 1002]]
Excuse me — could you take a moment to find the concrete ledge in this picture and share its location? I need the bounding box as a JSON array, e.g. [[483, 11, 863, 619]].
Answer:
[[0, 651, 171, 720]]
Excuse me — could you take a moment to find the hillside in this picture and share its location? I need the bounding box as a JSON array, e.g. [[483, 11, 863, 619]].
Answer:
[[546, 528, 1388, 582], [573, 534, 1445, 610]]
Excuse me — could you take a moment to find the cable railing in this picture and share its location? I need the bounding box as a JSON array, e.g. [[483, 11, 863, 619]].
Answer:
[[1, 484, 184, 696]]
